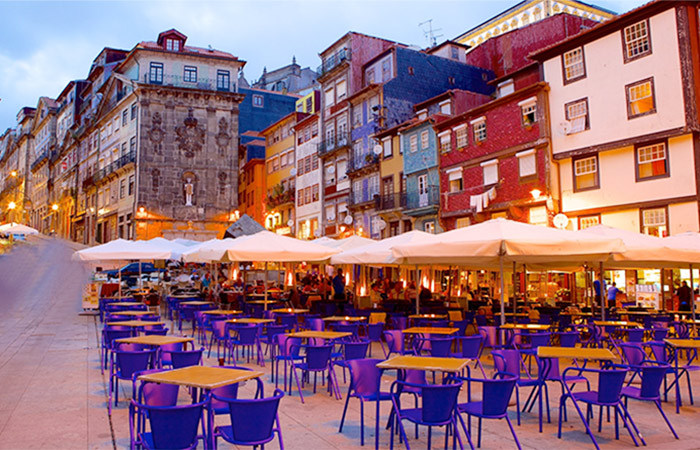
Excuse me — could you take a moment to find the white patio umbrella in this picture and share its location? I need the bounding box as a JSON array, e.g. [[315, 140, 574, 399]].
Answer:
[[181, 238, 237, 263], [314, 235, 376, 251], [0, 223, 39, 235], [392, 218, 625, 321], [331, 230, 437, 265]]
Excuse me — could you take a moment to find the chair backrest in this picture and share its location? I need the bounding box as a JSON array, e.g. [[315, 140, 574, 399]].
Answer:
[[627, 328, 644, 343], [457, 335, 482, 358], [452, 320, 468, 336], [159, 342, 184, 366], [144, 328, 169, 336], [211, 320, 228, 339], [478, 326, 498, 349], [347, 358, 383, 397], [638, 362, 670, 399], [369, 312, 386, 324], [303, 345, 333, 370], [334, 323, 360, 337], [538, 315, 552, 325], [558, 331, 579, 348], [115, 350, 153, 379], [475, 314, 487, 326], [620, 343, 645, 366], [597, 369, 627, 404], [278, 314, 298, 330], [214, 389, 284, 445], [265, 325, 287, 342], [481, 374, 517, 416], [675, 322, 690, 339], [492, 350, 522, 379], [134, 369, 179, 406], [448, 310, 463, 322], [420, 382, 462, 424], [391, 316, 408, 330], [209, 366, 256, 413], [647, 341, 669, 363], [558, 314, 572, 329], [275, 335, 302, 357], [528, 332, 551, 349], [138, 399, 206, 449], [170, 348, 203, 369], [305, 318, 324, 331], [428, 336, 453, 357], [652, 328, 669, 341], [103, 329, 133, 348], [233, 324, 259, 345], [384, 330, 404, 354], [367, 322, 384, 341], [343, 341, 370, 360]]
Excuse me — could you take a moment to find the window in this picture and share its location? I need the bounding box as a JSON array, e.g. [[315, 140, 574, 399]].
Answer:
[[304, 187, 311, 204], [517, 149, 536, 178], [297, 190, 304, 206], [626, 78, 655, 118], [579, 215, 600, 230], [424, 221, 435, 234], [472, 118, 486, 143], [366, 68, 375, 85], [641, 207, 667, 237], [439, 100, 451, 115], [336, 80, 347, 100], [326, 205, 336, 223], [131, 104, 137, 120], [447, 168, 462, 193], [454, 125, 468, 149], [382, 138, 392, 158], [297, 159, 304, 176], [324, 87, 335, 107], [573, 155, 599, 191], [408, 66, 414, 76], [565, 98, 589, 134], [120, 179, 125, 199], [337, 159, 348, 180], [312, 184, 319, 202], [312, 154, 319, 170], [497, 80, 514, 98], [122, 109, 128, 126], [306, 97, 312, 112], [216, 70, 230, 91], [381, 58, 391, 81], [166, 39, 180, 52], [562, 47, 586, 83], [438, 132, 451, 153], [482, 159, 498, 186], [636, 142, 668, 180], [623, 20, 651, 62], [409, 134, 418, 153], [183, 65, 197, 83], [304, 155, 312, 173], [130, 136, 136, 154], [450, 46, 459, 60], [114, 116, 120, 131], [353, 106, 362, 128], [529, 206, 548, 226], [455, 217, 470, 228], [325, 164, 335, 185], [149, 62, 164, 84], [128, 175, 135, 195], [519, 97, 537, 126], [420, 130, 429, 149]]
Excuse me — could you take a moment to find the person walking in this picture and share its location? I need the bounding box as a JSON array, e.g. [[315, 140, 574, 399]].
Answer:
[[677, 281, 692, 311], [607, 282, 620, 308]]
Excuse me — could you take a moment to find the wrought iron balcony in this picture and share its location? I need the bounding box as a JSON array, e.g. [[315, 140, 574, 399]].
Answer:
[[143, 74, 237, 93], [317, 48, 351, 78], [347, 152, 379, 174], [405, 186, 440, 211], [376, 193, 407, 211], [317, 132, 350, 157], [93, 150, 136, 184], [348, 192, 379, 209]]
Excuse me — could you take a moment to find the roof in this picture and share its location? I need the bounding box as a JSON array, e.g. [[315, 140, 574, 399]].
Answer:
[[245, 139, 266, 147], [224, 214, 266, 239], [241, 130, 262, 138], [319, 31, 402, 57], [530, 0, 679, 61], [260, 111, 308, 136], [426, 40, 471, 53], [398, 113, 452, 133], [135, 40, 239, 60], [413, 89, 465, 112], [157, 29, 187, 45], [344, 83, 381, 104], [295, 112, 319, 128]]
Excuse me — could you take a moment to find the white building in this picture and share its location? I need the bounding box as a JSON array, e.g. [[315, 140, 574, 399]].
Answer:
[[294, 113, 322, 239]]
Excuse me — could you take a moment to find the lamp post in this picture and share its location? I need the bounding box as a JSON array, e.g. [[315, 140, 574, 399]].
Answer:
[[51, 203, 59, 235]]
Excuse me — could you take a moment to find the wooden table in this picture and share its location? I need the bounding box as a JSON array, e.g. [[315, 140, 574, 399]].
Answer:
[[537, 346, 616, 360], [322, 316, 366, 322], [111, 310, 152, 317], [106, 302, 143, 307], [287, 330, 351, 340], [226, 318, 275, 325], [664, 339, 700, 413], [180, 301, 214, 306], [593, 321, 641, 328], [504, 313, 529, 317], [107, 320, 165, 328], [271, 308, 309, 314], [115, 335, 193, 347], [402, 327, 458, 335], [247, 300, 282, 305], [202, 310, 242, 315], [409, 314, 447, 320], [500, 323, 551, 331], [375, 355, 469, 448]]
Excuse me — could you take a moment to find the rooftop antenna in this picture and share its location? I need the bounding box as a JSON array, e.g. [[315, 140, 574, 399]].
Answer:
[[419, 19, 443, 47]]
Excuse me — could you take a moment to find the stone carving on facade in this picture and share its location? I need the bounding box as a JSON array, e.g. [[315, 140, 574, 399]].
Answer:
[[175, 108, 205, 158], [218, 171, 227, 195], [215, 117, 231, 155], [183, 171, 196, 206], [148, 112, 165, 155], [151, 168, 160, 193]]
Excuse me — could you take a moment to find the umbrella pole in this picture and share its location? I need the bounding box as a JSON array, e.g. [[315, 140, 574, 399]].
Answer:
[[512, 262, 517, 314], [415, 264, 420, 315], [599, 262, 606, 321], [264, 261, 268, 312], [691, 264, 696, 335], [499, 256, 505, 341], [119, 268, 122, 298], [447, 266, 453, 305], [139, 260, 142, 289]]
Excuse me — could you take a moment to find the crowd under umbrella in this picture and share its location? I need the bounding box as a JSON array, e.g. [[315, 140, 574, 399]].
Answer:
[[330, 230, 440, 314], [391, 218, 626, 323]]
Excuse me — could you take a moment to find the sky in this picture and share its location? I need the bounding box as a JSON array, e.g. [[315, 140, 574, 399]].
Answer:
[[0, 0, 648, 129]]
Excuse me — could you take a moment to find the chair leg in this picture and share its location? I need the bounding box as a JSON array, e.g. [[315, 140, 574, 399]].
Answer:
[[655, 400, 679, 439], [338, 390, 351, 433], [616, 404, 640, 447], [504, 415, 522, 450]]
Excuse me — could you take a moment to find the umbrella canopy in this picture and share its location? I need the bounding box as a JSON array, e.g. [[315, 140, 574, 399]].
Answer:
[[221, 230, 340, 262], [73, 238, 187, 261], [582, 225, 700, 268], [0, 223, 39, 235], [314, 235, 376, 251], [181, 238, 236, 263], [392, 218, 624, 268], [331, 230, 438, 265]]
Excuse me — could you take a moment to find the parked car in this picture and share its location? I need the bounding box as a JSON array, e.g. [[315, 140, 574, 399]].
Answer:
[[102, 262, 165, 279]]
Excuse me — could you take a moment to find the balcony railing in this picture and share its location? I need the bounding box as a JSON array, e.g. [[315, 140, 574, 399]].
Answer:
[[317, 48, 351, 78], [348, 192, 379, 208], [348, 152, 379, 174], [405, 186, 440, 211], [376, 193, 407, 211], [143, 74, 237, 93], [317, 132, 350, 157], [94, 150, 136, 184]]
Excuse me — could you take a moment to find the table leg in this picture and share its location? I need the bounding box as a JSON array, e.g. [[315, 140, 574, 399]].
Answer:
[[675, 348, 681, 414]]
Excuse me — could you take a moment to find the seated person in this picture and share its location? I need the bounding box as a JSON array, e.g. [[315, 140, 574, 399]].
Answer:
[[404, 282, 417, 302], [419, 286, 432, 303]]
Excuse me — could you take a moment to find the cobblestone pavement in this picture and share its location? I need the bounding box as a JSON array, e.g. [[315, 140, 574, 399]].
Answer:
[[1, 237, 700, 449]]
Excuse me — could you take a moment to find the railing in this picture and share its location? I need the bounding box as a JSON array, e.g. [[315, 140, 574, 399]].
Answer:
[[348, 192, 379, 208], [82, 174, 95, 189], [143, 74, 237, 93], [405, 186, 440, 211], [317, 48, 351, 77], [93, 150, 136, 184], [376, 193, 407, 211], [317, 132, 350, 157], [267, 190, 295, 208], [348, 152, 379, 173], [30, 150, 49, 171]]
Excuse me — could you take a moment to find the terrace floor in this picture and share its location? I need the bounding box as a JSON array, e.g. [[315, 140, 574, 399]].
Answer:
[[1, 238, 700, 449]]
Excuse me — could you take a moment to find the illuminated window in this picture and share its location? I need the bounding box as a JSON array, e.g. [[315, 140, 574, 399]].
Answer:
[[579, 215, 600, 230], [563, 47, 585, 82], [623, 20, 651, 62], [447, 168, 462, 193], [573, 155, 599, 191], [627, 78, 655, 118], [521, 102, 537, 126], [636, 142, 667, 180], [641, 207, 667, 237]]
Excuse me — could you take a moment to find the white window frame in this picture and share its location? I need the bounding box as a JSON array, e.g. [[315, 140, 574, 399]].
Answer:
[[409, 134, 418, 153], [438, 131, 451, 153], [481, 159, 498, 186], [471, 117, 486, 143], [624, 20, 651, 61], [421, 131, 429, 150], [454, 124, 468, 149], [516, 149, 536, 178], [563, 47, 585, 82]]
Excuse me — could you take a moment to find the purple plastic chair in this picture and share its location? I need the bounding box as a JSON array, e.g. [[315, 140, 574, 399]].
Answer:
[[305, 317, 324, 331], [110, 349, 155, 414], [211, 388, 285, 449], [620, 360, 678, 440], [158, 342, 184, 368], [260, 324, 287, 357], [338, 358, 393, 446], [492, 349, 544, 427], [334, 340, 370, 383], [101, 328, 133, 373], [384, 330, 412, 356], [452, 335, 486, 378], [129, 396, 207, 450], [518, 332, 551, 375], [557, 367, 640, 449], [390, 378, 471, 450], [170, 348, 204, 369], [456, 372, 520, 449], [273, 335, 303, 391], [366, 322, 387, 357], [647, 340, 700, 409], [290, 344, 340, 403], [228, 324, 264, 366], [413, 335, 453, 357], [334, 322, 361, 341], [557, 330, 579, 348], [144, 328, 169, 336], [278, 313, 299, 332], [208, 320, 230, 360]]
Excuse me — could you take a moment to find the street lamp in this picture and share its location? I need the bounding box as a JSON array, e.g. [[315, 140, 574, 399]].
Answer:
[[52, 203, 59, 211], [10, 170, 17, 177], [8, 201, 16, 210]]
